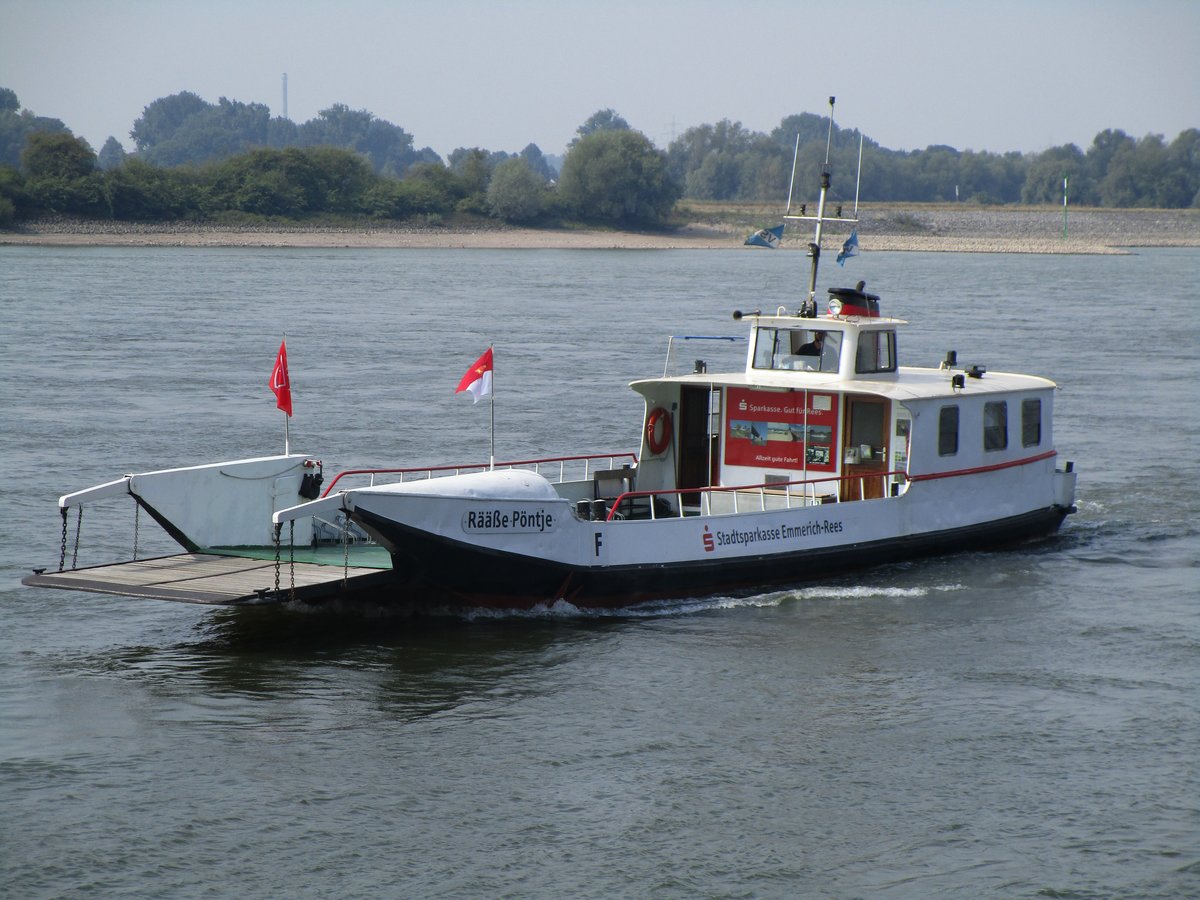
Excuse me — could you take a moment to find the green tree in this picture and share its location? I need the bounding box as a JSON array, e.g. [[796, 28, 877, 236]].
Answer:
[[518, 143, 555, 181], [97, 136, 127, 170], [739, 144, 789, 202], [0, 160, 19, 226], [487, 157, 546, 222], [21, 132, 104, 214], [298, 104, 423, 176], [0, 87, 71, 168], [405, 161, 466, 204], [22, 131, 95, 179], [105, 157, 194, 219], [267, 116, 299, 149], [668, 120, 766, 200], [447, 148, 498, 213], [131, 91, 209, 152], [139, 97, 271, 166], [1084, 129, 1135, 199], [1021, 144, 1085, 204], [1166, 129, 1200, 207], [204, 146, 375, 216], [558, 129, 680, 227], [0, 165, 29, 220], [571, 109, 630, 147], [362, 177, 448, 219], [1097, 142, 1142, 207]]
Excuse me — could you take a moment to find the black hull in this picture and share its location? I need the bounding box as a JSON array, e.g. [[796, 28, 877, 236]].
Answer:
[[351, 505, 1074, 610]]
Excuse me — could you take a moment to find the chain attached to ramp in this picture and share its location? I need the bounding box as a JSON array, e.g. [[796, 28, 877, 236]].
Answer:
[[342, 515, 351, 591], [289, 520, 296, 604], [71, 507, 82, 570], [273, 524, 282, 596], [58, 508, 68, 572]]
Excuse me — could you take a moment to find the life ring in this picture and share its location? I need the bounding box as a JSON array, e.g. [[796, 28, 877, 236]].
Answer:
[[645, 407, 672, 456]]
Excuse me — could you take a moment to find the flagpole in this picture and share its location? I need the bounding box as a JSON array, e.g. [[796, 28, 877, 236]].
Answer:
[[283, 332, 289, 456], [489, 345, 495, 470]]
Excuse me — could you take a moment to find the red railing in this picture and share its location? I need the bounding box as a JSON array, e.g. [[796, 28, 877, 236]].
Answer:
[[604, 469, 909, 521], [321, 452, 639, 498]]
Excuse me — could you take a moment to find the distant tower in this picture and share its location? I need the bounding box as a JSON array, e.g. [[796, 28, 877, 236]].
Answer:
[[282, 73, 288, 121]]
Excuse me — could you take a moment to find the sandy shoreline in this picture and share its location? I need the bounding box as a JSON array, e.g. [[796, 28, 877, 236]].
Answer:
[[3, 208, 1197, 253]]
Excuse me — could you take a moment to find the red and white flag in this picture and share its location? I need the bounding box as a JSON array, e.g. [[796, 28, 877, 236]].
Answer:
[[270, 339, 292, 417], [455, 347, 493, 403]]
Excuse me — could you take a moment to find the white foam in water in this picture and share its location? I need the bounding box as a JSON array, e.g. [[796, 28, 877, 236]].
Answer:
[[451, 581, 970, 621]]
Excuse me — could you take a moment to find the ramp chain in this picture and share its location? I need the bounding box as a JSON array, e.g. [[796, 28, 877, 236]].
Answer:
[[288, 520, 296, 603], [342, 515, 350, 591], [133, 503, 140, 561], [273, 524, 282, 596], [71, 507, 82, 570], [59, 508, 68, 572]]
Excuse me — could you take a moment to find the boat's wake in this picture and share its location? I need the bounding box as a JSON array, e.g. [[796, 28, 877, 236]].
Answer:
[[425, 581, 967, 621]]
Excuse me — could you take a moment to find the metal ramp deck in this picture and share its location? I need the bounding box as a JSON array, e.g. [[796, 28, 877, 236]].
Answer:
[[22, 553, 393, 606]]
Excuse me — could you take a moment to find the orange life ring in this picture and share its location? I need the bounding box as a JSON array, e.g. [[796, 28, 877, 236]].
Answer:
[[645, 407, 672, 455]]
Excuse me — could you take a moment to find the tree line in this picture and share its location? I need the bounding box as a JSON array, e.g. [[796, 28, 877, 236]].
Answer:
[[1, 86, 1197, 231], [666, 113, 1199, 208]]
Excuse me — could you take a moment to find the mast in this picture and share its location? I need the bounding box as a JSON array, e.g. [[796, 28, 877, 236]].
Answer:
[[783, 96, 859, 313]]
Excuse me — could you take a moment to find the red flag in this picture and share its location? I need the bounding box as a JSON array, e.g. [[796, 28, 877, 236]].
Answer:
[[455, 347, 493, 403], [270, 339, 292, 417]]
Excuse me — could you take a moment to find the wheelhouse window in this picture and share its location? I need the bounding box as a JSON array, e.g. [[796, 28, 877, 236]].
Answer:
[[938, 405, 959, 456], [984, 401, 1008, 451], [1022, 398, 1042, 447], [855, 329, 897, 374], [752, 327, 842, 373]]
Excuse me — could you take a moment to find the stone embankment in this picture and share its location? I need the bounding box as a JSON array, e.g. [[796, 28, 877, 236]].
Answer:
[[3, 208, 1198, 252]]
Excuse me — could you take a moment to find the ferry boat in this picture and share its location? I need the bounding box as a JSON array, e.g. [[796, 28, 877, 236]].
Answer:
[[24, 104, 1077, 610]]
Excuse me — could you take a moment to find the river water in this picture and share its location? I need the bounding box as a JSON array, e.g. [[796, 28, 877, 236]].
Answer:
[[1, 244, 1197, 897]]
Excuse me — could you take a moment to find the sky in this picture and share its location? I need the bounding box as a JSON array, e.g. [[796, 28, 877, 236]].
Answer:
[[2, 0, 1197, 161]]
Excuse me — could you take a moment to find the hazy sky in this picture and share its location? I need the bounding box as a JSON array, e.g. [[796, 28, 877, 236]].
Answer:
[[3, 0, 1197, 160]]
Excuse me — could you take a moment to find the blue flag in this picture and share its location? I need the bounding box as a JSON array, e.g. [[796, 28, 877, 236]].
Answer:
[[745, 224, 784, 249], [836, 229, 859, 266]]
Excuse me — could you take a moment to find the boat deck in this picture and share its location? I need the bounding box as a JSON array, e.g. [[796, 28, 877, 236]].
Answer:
[[21, 553, 393, 606]]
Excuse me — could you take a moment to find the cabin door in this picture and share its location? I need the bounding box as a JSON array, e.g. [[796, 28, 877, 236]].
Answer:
[[841, 395, 889, 501], [678, 385, 719, 505]]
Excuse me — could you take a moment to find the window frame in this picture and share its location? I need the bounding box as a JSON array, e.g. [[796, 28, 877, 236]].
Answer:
[[938, 405, 959, 457], [854, 329, 897, 374], [751, 326, 842, 373], [983, 401, 1008, 452], [1021, 398, 1042, 448]]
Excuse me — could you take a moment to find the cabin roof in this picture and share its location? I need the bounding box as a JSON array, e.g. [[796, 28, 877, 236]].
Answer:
[[749, 314, 908, 329], [632, 366, 1057, 402]]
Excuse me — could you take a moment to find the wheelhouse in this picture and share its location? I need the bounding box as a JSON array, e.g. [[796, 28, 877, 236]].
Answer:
[[627, 286, 1057, 516]]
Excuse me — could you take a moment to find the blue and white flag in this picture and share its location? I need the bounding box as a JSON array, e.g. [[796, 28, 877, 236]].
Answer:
[[745, 224, 784, 249], [836, 229, 859, 266]]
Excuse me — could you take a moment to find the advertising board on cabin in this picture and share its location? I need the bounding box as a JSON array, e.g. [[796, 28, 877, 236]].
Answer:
[[724, 387, 839, 472]]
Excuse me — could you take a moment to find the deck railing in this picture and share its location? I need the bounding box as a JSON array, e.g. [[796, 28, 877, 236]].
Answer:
[[321, 452, 639, 498], [604, 469, 909, 522]]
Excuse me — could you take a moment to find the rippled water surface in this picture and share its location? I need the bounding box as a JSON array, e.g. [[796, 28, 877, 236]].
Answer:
[[2, 245, 1197, 897]]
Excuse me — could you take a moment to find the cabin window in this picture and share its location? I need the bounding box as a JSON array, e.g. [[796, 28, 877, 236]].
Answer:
[[1022, 398, 1042, 447], [753, 327, 842, 373], [938, 405, 959, 456], [854, 330, 896, 374], [984, 401, 1008, 451]]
